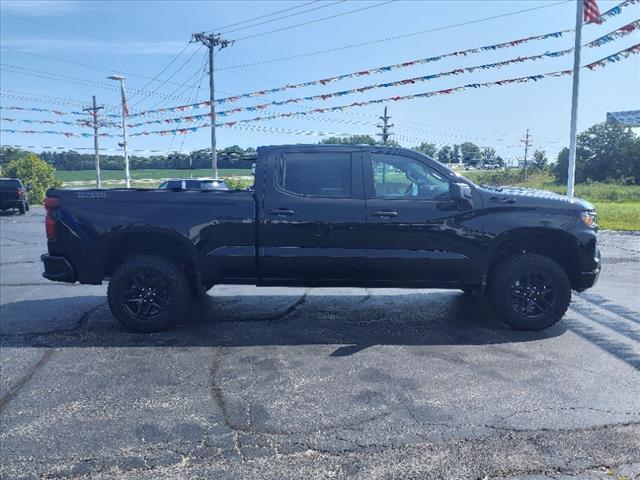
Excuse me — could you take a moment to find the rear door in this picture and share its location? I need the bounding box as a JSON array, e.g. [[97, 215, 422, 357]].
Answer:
[[362, 150, 479, 284], [258, 147, 367, 283]]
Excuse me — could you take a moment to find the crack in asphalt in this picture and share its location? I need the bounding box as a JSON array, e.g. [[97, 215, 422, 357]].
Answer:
[[0, 302, 106, 341], [0, 302, 105, 410], [0, 347, 54, 411], [3, 421, 640, 478], [0, 260, 37, 266], [211, 288, 311, 324]]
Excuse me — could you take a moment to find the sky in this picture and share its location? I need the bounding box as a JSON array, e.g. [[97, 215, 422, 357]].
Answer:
[[0, 0, 638, 164]]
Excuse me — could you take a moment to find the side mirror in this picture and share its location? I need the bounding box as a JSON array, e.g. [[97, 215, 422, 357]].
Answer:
[[450, 182, 472, 201], [26, 184, 33, 191]]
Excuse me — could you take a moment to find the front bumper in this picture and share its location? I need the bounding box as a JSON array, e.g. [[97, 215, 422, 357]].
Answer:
[[41, 254, 76, 283], [575, 247, 601, 291]]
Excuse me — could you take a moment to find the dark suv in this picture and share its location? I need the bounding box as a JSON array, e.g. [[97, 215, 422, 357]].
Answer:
[[0, 178, 30, 214]]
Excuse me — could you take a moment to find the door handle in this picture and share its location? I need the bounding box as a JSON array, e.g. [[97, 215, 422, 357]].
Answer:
[[372, 210, 398, 217], [269, 208, 295, 216]]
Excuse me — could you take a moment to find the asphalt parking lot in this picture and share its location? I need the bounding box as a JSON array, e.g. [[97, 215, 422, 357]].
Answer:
[[1, 209, 639, 480]]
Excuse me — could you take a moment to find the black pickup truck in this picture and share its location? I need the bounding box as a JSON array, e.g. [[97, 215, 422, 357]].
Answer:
[[0, 178, 30, 214], [41, 144, 600, 332]]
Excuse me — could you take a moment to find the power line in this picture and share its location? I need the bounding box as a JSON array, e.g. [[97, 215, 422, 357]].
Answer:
[[208, 0, 320, 32], [129, 45, 205, 108], [142, 55, 208, 112], [0, 46, 218, 92], [233, 0, 396, 42], [127, 42, 192, 101], [0, 63, 199, 103], [217, 1, 347, 34], [217, 0, 571, 69]]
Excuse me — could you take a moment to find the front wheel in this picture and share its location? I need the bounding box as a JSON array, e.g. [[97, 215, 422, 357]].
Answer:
[[487, 253, 571, 331], [107, 255, 192, 333]]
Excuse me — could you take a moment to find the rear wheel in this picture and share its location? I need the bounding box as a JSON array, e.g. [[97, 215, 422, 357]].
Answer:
[[25, 201, 30, 212], [17, 202, 25, 214], [107, 255, 191, 333], [487, 253, 570, 330]]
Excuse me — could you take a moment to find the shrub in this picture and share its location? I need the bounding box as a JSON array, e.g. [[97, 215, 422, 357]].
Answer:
[[5, 153, 62, 204]]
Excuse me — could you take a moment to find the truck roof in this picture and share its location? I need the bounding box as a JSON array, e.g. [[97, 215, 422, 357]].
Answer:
[[257, 144, 415, 154]]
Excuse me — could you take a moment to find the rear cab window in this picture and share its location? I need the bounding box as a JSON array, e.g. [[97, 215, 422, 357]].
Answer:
[[277, 152, 352, 198]]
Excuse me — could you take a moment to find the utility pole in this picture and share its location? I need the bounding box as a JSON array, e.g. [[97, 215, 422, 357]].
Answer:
[[191, 32, 234, 179], [520, 129, 532, 181], [376, 106, 394, 145], [83, 95, 104, 188], [107, 75, 130, 188]]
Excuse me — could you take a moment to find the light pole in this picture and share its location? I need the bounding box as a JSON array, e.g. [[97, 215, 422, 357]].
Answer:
[[108, 75, 131, 188]]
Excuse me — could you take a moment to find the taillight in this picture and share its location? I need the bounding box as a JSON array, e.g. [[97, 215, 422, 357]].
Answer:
[[44, 197, 60, 240], [18, 188, 26, 198]]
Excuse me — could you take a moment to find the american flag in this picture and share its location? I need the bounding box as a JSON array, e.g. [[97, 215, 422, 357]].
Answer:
[[584, 0, 602, 24]]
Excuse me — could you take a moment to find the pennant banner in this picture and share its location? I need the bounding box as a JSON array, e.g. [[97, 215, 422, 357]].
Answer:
[[127, 44, 639, 138], [586, 18, 639, 47], [129, 0, 637, 118], [129, 47, 576, 129], [0, 106, 88, 116], [0, 129, 115, 138], [1, 117, 117, 128], [4, 45, 637, 140]]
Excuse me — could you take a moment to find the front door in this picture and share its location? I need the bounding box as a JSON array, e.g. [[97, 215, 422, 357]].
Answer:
[[258, 148, 367, 284], [362, 150, 479, 285]]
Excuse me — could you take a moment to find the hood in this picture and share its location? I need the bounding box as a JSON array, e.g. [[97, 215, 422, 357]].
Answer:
[[480, 185, 595, 211]]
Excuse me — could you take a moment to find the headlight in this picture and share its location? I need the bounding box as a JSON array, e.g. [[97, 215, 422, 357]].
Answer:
[[581, 210, 597, 227]]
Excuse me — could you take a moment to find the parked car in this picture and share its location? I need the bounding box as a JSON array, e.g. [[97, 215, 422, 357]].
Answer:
[[41, 144, 600, 333], [0, 178, 30, 214], [157, 178, 229, 191]]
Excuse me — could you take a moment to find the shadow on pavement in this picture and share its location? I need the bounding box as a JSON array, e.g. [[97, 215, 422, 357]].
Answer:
[[0, 292, 567, 355]]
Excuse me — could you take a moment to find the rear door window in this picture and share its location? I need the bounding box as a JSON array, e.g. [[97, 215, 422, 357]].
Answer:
[[277, 152, 351, 198], [0, 180, 21, 188]]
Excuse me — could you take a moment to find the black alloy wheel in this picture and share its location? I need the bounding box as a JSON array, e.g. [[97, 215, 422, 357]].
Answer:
[[508, 272, 557, 319], [487, 253, 571, 331], [108, 255, 192, 332], [122, 272, 171, 321]]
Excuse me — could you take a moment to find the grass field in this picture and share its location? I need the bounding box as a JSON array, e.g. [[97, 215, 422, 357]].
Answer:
[[55, 169, 639, 231], [55, 168, 251, 183], [461, 170, 640, 231]]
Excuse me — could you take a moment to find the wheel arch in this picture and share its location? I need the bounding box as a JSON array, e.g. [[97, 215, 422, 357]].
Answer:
[[488, 227, 582, 288], [100, 227, 201, 283]]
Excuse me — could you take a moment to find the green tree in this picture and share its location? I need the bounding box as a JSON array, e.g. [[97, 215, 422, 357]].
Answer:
[[460, 142, 481, 166], [452, 144, 461, 164], [5, 153, 62, 204], [437, 146, 452, 164], [555, 123, 639, 183], [320, 135, 377, 145], [531, 150, 548, 171], [413, 142, 437, 157], [481, 147, 497, 166]]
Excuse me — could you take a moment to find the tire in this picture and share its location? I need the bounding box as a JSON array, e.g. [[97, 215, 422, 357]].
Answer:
[[107, 255, 192, 333], [487, 253, 571, 331], [18, 202, 25, 214], [25, 201, 30, 212]]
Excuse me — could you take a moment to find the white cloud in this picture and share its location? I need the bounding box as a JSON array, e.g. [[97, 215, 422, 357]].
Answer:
[[0, 38, 189, 55]]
